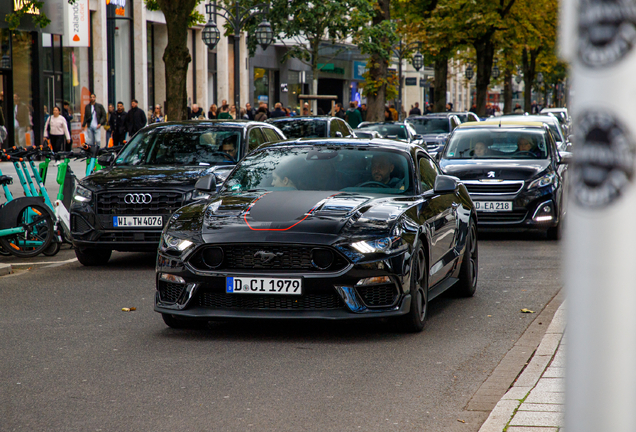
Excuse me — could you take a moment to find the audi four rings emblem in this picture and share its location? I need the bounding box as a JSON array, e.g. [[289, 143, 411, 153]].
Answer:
[[124, 193, 153, 204]]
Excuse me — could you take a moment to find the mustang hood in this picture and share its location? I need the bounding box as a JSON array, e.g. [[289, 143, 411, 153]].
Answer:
[[81, 165, 223, 190], [440, 159, 551, 180]]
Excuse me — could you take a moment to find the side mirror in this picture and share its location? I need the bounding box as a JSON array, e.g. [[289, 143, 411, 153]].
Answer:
[[433, 175, 458, 194], [335, 131, 343, 138], [558, 151, 573, 164], [97, 153, 114, 166], [195, 174, 217, 192]]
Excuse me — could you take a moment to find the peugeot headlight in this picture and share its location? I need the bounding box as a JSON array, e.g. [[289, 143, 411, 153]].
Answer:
[[161, 234, 194, 253], [527, 172, 557, 190], [73, 184, 93, 202], [351, 236, 405, 254]]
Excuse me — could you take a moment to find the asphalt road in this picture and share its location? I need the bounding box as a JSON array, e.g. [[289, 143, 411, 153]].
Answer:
[[0, 232, 562, 432]]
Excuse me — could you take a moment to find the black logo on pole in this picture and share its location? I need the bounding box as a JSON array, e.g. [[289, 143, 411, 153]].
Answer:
[[573, 111, 635, 208], [579, 0, 636, 67]]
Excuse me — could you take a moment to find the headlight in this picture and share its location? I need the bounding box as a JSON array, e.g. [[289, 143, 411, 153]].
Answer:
[[161, 234, 194, 253], [351, 236, 404, 254], [73, 184, 93, 202], [184, 189, 211, 202], [527, 172, 557, 190]]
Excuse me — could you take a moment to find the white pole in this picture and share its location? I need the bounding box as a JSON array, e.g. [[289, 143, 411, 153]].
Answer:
[[562, 1, 636, 431]]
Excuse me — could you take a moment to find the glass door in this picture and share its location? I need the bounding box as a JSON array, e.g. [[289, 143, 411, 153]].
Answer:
[[0, 71, 11, 149]]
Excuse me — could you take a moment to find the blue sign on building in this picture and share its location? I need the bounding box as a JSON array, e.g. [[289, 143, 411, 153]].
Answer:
[[353, 61, 367, 80]]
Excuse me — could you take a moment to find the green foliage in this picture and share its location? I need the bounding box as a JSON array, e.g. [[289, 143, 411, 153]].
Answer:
[[5, 0, 71, 30], [145, 0, 205, 26]]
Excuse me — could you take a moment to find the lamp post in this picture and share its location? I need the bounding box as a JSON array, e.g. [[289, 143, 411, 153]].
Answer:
[[203, 0, 273, 112], [392, 41, 424, 120], [465, 64, 474, 81], [491, 59, 500, 79], [536, 72, 544, 108]]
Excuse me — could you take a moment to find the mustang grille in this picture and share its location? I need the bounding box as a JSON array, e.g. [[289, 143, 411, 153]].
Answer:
[[464, 181, 524, 195], [196, 291, 345, 310], [158, 281, 186, 304], [95, 191, 184, 215], [189, 244, 349, 272]]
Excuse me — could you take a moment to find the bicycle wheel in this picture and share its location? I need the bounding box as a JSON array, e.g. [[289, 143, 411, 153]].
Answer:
[[0, 204, 54, 258], [0, 244, 10, 256]]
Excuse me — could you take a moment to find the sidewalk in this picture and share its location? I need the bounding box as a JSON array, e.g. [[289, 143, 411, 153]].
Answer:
[[479, 302, 566, 432]]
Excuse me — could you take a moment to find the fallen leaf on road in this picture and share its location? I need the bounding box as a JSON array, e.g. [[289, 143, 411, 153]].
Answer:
[[520, 308, 534, 313], [457, 419, 465, 423], [121, 307, 137, 312]]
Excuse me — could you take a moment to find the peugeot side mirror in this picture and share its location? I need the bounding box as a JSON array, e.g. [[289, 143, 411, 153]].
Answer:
[[97, 153, 114, 166], [433, 175, 458, 194], [558, 151, 573, 164], [195, 174, 217, 192]]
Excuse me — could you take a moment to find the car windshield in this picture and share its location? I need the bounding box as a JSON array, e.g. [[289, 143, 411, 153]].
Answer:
[[223, 146, 413, 195], [271, 120, 327, 139], [357, 124, 408, 140], [114, 125, 242, 166], [407, 118, 450, 134], [444, 129, 550, 159]]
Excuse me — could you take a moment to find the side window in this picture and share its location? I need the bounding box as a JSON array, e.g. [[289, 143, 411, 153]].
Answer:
[[450, 117, 459, 130], [247, 128, 266, 152], [339, 120, 352, 137], [418, 156, 438, 192], [262, 128, 280, 143], [330, 120, 339, 137]]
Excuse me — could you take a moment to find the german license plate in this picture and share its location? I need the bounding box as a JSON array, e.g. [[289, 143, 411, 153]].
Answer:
[[226, 277, 302, 295], [113, 216, 163, 227], [474, 201, 513, 212]]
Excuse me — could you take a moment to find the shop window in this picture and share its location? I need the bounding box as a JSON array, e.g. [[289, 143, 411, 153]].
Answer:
[[12, 31, 33, 148]]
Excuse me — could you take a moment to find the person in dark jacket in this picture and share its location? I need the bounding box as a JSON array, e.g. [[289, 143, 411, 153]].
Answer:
[[188, 103, 204, 119], [409, 102, 422, 116], [125, 99, 147, 137], [245, 103, 255, 120], [62, 101, 73, 137], [269, 102, 286, 118], [82, 93, 107, 148], [109, 102, 128, 147]]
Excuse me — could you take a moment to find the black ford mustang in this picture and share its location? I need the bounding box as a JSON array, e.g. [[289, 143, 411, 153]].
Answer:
[[155, 139, 478, 332]]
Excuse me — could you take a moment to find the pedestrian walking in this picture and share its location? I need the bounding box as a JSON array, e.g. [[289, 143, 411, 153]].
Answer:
[[345, 102, 362, 129], [149, 105, 165, 123], [217, 104, 232, 120], [270, 102, 286, 118], [255, 106, 268, 121], [239, 108, 249, 119], [245, 103, 255, 120], [409, 102, 422, 116], [334, 103, 346, 119], [109, 102, 128, 147], [43, 106, 71, 152], [105, 103, 115, 145], [62, 101, 73, 137], [208, 104, 218, 119], [188, 103, 204, 119], [513, 103, 524, 114], [358, 103, 367, 122], [126, 99, 147, 137], [229, 105, 237, 119], [389, 104, 398, 120], [82, 93, 107, 148], [384, 106, 392, 121]]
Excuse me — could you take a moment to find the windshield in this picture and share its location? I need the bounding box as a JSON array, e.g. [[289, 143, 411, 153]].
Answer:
[[407, 118, 450, 134], [271, 120, 327, 139], [114, 125, 243, 166], [357, 124, 408, 140], [223, 146, 413, 195], [444, 129, 550, 159]]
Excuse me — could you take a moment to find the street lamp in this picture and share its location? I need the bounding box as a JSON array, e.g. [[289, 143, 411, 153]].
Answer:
[[537, 72, 544, 84], [203, 0, 273, 111], [392, 40, 424, 120], [491, 59, 500, 79], [465, 64, 474, 80]]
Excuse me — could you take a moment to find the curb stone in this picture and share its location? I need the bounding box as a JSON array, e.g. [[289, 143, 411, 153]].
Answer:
[[478, 301, 566, 432], [0, 263, 12, 276]]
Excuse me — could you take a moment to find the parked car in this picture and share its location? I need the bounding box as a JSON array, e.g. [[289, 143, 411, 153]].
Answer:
[[540, 108, 570, 135], [155, 138, 478, 332], [266, 116, 354, 139], [438, 121, 570, 239], [69, 120, 286, 266], [406, 113, 461, 156], [356, 121, 423, 146], [446, 112, 480, 123], [499, 115, 572, 151]]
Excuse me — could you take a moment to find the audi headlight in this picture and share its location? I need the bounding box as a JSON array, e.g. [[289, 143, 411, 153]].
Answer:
[[73, 184, 93, 203], [184, 189, 211, 202], [351, 236, 405, 254], [161, 234, 194, 253], [527, 172, 557, 190]]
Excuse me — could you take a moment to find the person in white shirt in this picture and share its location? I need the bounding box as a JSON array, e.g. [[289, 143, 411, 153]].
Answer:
[[44, 106, 71, 152]]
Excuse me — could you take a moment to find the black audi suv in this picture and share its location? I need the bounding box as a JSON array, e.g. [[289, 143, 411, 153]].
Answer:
[[69, 120, 285, 266], [438, 121, 570, 239], [266, 116, 355, 139], [155, 138, 478, 332]]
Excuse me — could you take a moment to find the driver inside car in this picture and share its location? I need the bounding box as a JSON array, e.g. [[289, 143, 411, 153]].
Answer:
[[221, 136, 238, 160], [362, 154, 404, 188]]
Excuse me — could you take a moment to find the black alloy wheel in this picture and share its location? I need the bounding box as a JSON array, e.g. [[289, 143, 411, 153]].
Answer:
[[42, 241, 61, 256], [396, 244, 428, 333], [453, 220, 478, 297], [75, 247, 112, 266]]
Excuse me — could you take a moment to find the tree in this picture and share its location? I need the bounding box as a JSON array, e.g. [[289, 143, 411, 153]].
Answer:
[[145, 0, 204, 121], [6, 0, 76, 30]]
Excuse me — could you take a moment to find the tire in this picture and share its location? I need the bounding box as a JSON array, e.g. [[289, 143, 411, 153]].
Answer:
[[453, 220, 478, 297], [162, 313, 204, 329], [42, 241, 61, 256], [75, 247, 112, 266], [0, 204, 54, 258], [396, 244, 428, 333], [0, 244, 10, 256], [546, 220, 562, 241]]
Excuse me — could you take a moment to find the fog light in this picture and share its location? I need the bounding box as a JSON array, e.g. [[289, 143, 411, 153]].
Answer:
[[159, 273, 186, 284], [356, 276, 391, 286], [533, 201, 555, 222], [311, 248, 334, 269], [202, 247, 224, 268]]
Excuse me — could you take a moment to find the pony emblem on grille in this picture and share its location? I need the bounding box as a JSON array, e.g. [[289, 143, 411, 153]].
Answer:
[[254, 251, 284, 263]]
